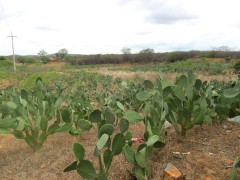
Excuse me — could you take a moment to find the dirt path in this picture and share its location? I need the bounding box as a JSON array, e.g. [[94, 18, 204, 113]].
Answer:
[[0, 121, 239, 179]]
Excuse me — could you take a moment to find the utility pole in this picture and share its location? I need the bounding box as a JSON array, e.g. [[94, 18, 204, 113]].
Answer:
[[7, 32, 17, 71]]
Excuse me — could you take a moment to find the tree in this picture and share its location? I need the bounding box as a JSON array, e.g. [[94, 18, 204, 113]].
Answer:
[[139, 48, 155, 63], [37, 50, 49, 64], [212, 46, 233, 51], [121, 47, 131, 61], [37, 50, 48, 57], [211, 46, 234, 59], [56, 48, 68, 61]]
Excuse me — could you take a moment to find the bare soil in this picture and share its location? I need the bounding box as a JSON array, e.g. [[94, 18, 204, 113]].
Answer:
[[0, 121, 239, 180]]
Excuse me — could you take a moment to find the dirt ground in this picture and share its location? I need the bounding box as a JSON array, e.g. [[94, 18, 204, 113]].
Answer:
[[0, 120, 239, 180]]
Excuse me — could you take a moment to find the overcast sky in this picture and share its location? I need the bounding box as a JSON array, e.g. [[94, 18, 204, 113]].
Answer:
[[0, 0, 240, 55]]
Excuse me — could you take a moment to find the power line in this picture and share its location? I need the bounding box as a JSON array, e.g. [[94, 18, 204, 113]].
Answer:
[[7, 32, 17, 71]]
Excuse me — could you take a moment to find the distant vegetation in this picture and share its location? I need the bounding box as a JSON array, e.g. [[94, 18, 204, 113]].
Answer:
[[64, 49, 240, 65], [108, 59, 235, 75], [1, 46, 240, 66], [17, 56, 36, 64]]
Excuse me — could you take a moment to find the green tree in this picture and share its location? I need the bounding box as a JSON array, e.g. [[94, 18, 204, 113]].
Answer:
[[37, 50, 48, 57], [139, 48, 154, 63], [121, 47, 131, 61], [56, 48, 69, 61], [37, 50, 49, 64]]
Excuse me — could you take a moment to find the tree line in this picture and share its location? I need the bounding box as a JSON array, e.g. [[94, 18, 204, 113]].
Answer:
[[1, 46, 240, 65], [63, 47, 240, 65]]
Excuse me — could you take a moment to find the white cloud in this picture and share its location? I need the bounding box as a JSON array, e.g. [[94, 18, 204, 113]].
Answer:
[[0, 0, 240, 55]]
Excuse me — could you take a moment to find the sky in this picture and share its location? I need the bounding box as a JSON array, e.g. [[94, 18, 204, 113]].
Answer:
[[0, 0, 240, 55]]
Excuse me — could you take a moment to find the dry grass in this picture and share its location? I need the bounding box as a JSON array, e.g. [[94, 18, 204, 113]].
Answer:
[[0, 128, 132, 180], [203, 58, 239, 63], [94, 69, 158, 82], [0, 79, 19, 90], [93, 69, 238, 83], [0, 133, 78, 180]]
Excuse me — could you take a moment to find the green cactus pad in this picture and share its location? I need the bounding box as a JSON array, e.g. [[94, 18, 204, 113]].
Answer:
[[73, 143, 85, 161]]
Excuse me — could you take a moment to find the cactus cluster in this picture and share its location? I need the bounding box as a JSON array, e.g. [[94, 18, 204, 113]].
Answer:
[[65, 108, 126, 180], [0, 70, 239, 179]]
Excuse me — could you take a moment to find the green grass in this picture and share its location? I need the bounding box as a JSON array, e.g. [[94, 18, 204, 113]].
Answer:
[[108, 59, 235, 75], [0, 60, 13, 69], [18, 71, 60, 89]]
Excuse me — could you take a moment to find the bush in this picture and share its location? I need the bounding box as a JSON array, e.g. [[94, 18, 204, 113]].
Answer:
[[25, 57, 36, 64], [0, 60, 13, 68], [234, 61, 240, 72], [225, 56, 232, 63], [41, 56, 50, 64], [17, 56, 35, 64], [0, 56, 6, 60], [206, 51, 216, 58]]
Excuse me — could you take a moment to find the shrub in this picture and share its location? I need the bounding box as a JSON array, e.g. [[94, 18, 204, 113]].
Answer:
[[41, 56, 50, 64], [234, 61, 240, 73], [225, 56, 232, 63], [206, 51, 216, 58], [17, 56, 35, 64], [0, 56, 6, 60], [25, 57, 36, 64], [0, 60, 13, 68]]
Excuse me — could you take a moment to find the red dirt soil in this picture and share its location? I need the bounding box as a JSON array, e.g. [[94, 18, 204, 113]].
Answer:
[[0, 121, 239, 180]]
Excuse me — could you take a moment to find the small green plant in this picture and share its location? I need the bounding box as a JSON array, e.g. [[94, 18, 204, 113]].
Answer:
[[64, 108, 126, 179], [0, 78, 75, 151], [166, 71, 215, 136], [230, 156, 240, 180], [225, 56, 232, 63], [123, 109, 165, 179], [122, 78, 166, 179]]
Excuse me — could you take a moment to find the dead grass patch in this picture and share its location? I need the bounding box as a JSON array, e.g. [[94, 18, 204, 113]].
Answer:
[[93, 70, 238, 83]]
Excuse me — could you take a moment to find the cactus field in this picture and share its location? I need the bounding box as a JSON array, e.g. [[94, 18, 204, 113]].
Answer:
[[0, 61, 239, 179]]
